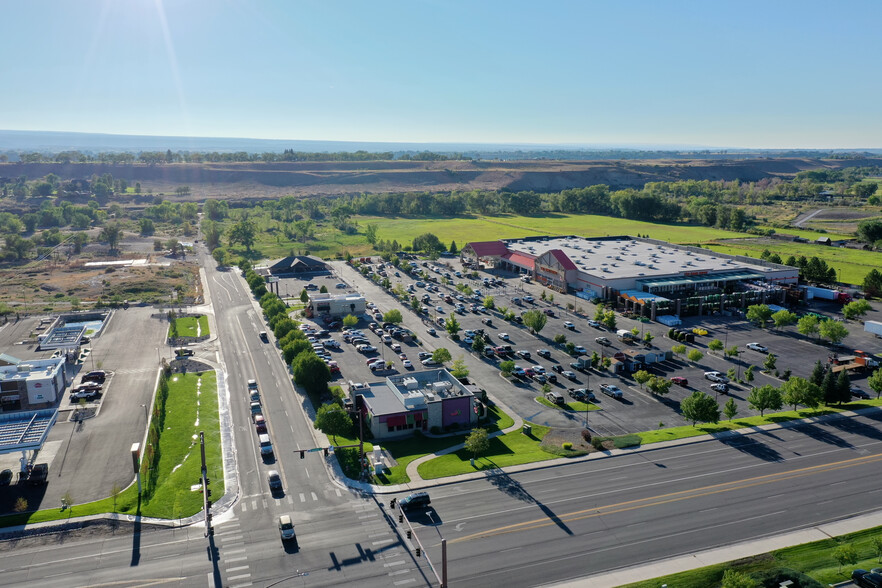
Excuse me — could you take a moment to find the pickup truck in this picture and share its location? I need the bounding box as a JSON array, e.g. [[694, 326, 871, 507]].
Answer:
[[29, 463, 49, 485], [71, 388, 100, 401], [600, 384, 623, 399]]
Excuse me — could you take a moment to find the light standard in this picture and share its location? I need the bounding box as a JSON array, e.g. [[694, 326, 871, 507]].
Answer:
[[585, 371, 590, 429]]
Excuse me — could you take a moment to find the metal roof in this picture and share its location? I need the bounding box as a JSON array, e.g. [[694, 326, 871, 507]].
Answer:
[[0, 409, 58, 454], [637, 270, 763, 289]]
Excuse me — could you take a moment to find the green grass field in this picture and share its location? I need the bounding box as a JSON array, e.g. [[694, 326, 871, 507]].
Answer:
[[535, 396, 601, 412], [706, 239, 881, 284], [168, 315, 210, 338], [0, 371, 223, 527]]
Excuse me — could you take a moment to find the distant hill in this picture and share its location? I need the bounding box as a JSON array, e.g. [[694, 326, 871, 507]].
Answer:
[[2, 129, 879, 161]]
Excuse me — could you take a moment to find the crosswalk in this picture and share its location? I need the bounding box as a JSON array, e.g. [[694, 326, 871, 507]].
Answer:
[[212, 517, 253, 588], [349, 500, 421, 587]]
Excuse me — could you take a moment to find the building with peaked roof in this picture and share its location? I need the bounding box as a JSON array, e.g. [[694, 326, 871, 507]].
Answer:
[[266, 255, 327, 276], [463, 235, 799, 318], [349, 369, 478, 440]]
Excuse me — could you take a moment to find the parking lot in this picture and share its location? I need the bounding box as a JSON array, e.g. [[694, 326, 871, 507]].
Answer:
[[321, 256, 882, 438]]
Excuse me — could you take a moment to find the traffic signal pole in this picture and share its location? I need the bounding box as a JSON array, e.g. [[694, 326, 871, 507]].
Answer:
[[199, 431, 213, 537]]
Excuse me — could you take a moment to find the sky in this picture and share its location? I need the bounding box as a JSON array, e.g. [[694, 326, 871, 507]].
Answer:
[[1, 0, 881, 149]]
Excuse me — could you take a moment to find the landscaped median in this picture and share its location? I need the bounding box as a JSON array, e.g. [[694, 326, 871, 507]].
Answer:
[[535, 396, 601, 412], [167, 314, 210, 338], [0, 370, 223, 528]]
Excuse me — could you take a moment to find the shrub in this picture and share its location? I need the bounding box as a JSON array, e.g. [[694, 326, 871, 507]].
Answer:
[[581, 429, 592, 443], [562, 442, 573, 450], [591, 437, 604, 450]]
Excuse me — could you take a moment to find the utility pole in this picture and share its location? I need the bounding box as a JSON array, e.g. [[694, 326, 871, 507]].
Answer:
[[199, 431, 213, 537]]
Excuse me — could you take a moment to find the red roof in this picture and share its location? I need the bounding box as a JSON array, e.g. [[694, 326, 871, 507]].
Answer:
[[466, 240, 508, 257], [548, 249, 577, 271], [502, 252, 535, 269]]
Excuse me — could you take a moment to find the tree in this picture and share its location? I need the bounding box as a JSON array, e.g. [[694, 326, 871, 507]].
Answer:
[[819, 319, 849, 345], [364, 223, 378, 244], [565, 342, 576, 355], [314, 404, 352, 444], [822, 369, 838, 405], [858, 219, 882, 244], [292, 351, 331, 397], [202, 220, 222, 250], [724, 398, 738, 421], [810, 360, 826, 386], [747, 385, 782, 417], [2, 235, 35, 261], [601, 357, 611, 370], [282, 339, 312, 364], [643, 332, 654, 346], [483, 296, 495, 310], [432, 348, 452, 364], [727, 367, 737, 382], [680, 391, 720, 426], [843, 299, 871, 321], [522, 309, 548, 335], [671, 344, 686, 358], [746, 304, 773, 327], [601, 310, 617, 331], [500, 360, 515, 376], [687, 349, 704, 364], [471, 335, 486, 354], [647, 376, 672, 396], [590, 351, 600, 369], [553, 334, 567, 345], [444, 316, 461, 337], [412, 233, 445, 254], [139, 218, 155, 236], [763, 353, 777, 372], [708, 339, 724, 354], [725, 345, 740, 360], [872, 535, 882, 563], [464, 428, 489, 461], [633, 370, 651, 389], [771, 309, 797, 329], [782, 377, 821, 411], [300, 288, 309, 303], [98, 223, 123, 252], [832, 543, 858, 574], [720, 569, 758, 588], [797, 314, 820, 339], [449, 240, 458, 254], [319, 285, 328, 293], [343, 314, 358, 328], [211, 247, 228, 267], [863, 268, 882, 298], [868, 368, 882, 399], [836, 370, 852, 405], [228, 219, 257, 252], [450, 358, 469, 379], [383, 309, 403, 324]]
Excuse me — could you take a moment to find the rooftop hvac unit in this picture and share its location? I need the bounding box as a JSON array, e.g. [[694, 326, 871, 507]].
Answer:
[[403, 377, 419, 390], [432, 381, 452, 391]]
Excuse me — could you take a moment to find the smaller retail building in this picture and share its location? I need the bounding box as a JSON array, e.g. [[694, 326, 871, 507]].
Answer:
[[305, 292, 366, 319], [0, 356, 66, 410], [351, 369, 478, 440]]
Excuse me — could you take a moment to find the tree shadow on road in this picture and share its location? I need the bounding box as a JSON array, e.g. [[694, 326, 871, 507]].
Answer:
[[716, 433, 783, 462], [483, 467, 573, 536], [789, 422, 853, 448]]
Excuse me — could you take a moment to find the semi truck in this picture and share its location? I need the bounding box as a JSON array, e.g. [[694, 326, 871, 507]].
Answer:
[[800, 285, 852, 303], [829, 352, 879, 374], [865, 321, 882, 338]]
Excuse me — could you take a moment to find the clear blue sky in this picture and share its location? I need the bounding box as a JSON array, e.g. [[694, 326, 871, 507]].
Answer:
[[2, 0, 880, 148]]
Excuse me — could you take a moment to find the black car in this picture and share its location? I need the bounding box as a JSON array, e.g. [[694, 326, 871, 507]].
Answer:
[[82, 370, 106, 383], [547, 373, 557, 383], [854, 570, 882, 588], [399, 491, 431, 511], [552, 364, 564, 373], [0, 469, 12, 486], [852, 388, 871, 400]]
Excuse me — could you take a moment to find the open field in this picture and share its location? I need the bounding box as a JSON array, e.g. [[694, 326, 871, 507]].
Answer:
[[706, 238, 881, 284], [169, 315, 209, 338]]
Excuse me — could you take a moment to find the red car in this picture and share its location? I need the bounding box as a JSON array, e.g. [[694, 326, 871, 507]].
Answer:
[[254, 414, 267, 434], [670, 376, 688, 387]]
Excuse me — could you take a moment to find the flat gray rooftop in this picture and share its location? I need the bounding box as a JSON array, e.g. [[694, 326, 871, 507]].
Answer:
[[505, 236, 776, 280], [0, 409, 58, 454]]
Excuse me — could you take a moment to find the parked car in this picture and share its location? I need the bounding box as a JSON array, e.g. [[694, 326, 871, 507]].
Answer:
[[544, 390, 565, 405], [568, 388, 595, 402], [746, 342, 768, 353], [73, 381, 102, 392], [0, 469, 12, 486], [852, 387, 871, 400], [71, 388, 100, 401], [418, 351, 432, 360], [711, 383, 729, 394], [587, 320, 602, 329], [523, 296, 534, 303], [516, 350, 531, 360], [600, 384, 623, 399], [537, 349, 552, 359], [562, 370, 577, 381], [28, 463, 48, 485], [552, 364, 564, 373], [564, 321, 575, 330], [254, 414, 267, 434], [427, 328, 437, 336], [499, 333, 510, 341], [356, 344, 377, 353], [671, 376, 688, 387], [704, 371, 729, 383], [573, 345, 587, 355], [422, 358, 440, 366], [82, 370, 107, 383], [595, 337, 611, 346]]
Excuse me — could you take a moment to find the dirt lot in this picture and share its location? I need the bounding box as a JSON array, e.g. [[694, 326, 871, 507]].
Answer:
[[4, 157, 881, 200]]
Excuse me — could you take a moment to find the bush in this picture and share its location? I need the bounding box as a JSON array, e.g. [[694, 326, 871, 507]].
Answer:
[[591, 437, 604, 450], [581, 429, 592, 443], [562, 442, 573, 450]]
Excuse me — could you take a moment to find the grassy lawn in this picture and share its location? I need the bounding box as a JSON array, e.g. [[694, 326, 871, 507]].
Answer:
[[535, 396, 600, 412], [0, 371, 223, 528], [364, 214, 750, 248], [621, 524, 882, 588], [140, 372, 223, 519], [705, 239, 880, 284], [639, 398, 882, 446], [418, 423, 554, 479], [168, 315, 210, 338]]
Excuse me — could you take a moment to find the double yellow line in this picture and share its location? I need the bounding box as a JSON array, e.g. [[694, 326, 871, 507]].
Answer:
[[452, 451, 882, 544]]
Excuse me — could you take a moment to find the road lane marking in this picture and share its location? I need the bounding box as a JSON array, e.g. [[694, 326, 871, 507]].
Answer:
[[300, 493, 306, 502], [311, 491, 318, 501], [224, 556, 248, 563], [393, 579, 416, 586], [452, 451, 882, 544], [384, 561, 406, 567], [226, 566, 250, 573], [228, 574, 251, 581], [335, 488, 342, 497], [388, 569, 409, 576], [223, 548, 246, 555]]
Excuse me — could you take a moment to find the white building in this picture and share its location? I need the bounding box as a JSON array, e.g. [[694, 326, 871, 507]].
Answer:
[[0, 356, 67, 408], [306, 292, 366, 319]]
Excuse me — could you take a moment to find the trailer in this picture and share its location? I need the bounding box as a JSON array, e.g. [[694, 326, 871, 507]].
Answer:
[[865, 321, 882, 338], [800, 285, 852, 303]]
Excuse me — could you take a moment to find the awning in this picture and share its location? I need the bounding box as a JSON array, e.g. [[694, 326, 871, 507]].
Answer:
[[637, 270, 763, 290]]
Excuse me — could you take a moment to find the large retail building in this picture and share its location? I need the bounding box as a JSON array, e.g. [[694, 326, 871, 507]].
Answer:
[[462, 236, 799, 319]]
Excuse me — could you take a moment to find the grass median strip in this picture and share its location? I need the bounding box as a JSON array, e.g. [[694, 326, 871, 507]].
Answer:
[[168, 315, 210, 338], [535, 396, 601, 412], [620, 523, 882, 588]]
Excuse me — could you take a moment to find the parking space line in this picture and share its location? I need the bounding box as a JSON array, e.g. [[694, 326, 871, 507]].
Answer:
[[311, 491, 318, 501], [300, 493, 306, 502], [224, 556, 248, 564], [226, 566, 250, 573]]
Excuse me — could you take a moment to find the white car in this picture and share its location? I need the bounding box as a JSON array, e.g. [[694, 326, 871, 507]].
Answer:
[[746, 342, 768, 353], [421, 358, 440, 366], [704, 371, 729, 383], [574, 345, 587, 355], [499, 333, 510, 341], [563, 321, 575, 330], [403, 360, 413, 369], [357, 344, 377, 353], [532, 365, 546, 374]]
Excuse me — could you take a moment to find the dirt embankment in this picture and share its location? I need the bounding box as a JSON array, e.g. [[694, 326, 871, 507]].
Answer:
[[3, 157, 880, 200]]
